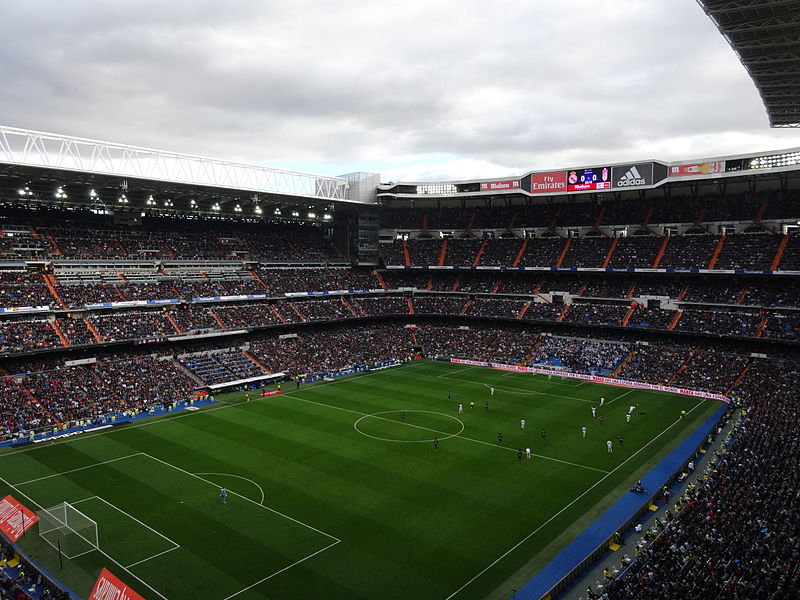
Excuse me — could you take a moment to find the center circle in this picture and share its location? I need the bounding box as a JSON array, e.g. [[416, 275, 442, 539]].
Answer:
[[353, 410, 465, 443]]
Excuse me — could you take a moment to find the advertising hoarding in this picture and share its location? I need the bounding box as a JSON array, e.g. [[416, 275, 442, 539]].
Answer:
[[0, 496, 38, 542], [612, 163, 654, 188], [530, 171, 568, 194], [668, 161, 725, 177], [479, 180, 520, 191], [89, 569, 146, 600]]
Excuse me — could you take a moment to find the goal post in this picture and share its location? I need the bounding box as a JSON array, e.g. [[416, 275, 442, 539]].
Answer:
[[530, 363, 567, 379], [38, 502, 99, 559]]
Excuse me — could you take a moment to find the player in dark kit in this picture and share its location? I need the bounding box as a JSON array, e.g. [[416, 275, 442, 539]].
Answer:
[[433, 437, 439, 450], [401, 411, 405, 420], [517, 449, 522, 461], [498, 433, 504, 444], [541, 429, 547, 440]]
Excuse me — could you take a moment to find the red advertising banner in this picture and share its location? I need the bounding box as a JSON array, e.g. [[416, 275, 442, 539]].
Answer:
[[530, 171, 567, 194], [480, 180, 520, 191], [0, 495, 39, 542], [668, 161, 725, 177], [258, 390, 284, 397], [90, 568, 147, 600]]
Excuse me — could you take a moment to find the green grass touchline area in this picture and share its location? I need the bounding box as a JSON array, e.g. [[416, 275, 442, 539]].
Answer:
[[0, 361, 720, 600]]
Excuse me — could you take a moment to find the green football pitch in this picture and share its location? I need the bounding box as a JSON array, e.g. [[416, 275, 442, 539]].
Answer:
[[0, 360, 720, 600]]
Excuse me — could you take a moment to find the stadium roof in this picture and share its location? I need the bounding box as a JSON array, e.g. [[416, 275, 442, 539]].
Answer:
[[697, 0, 800, 127], [0, 125, 351, 201]]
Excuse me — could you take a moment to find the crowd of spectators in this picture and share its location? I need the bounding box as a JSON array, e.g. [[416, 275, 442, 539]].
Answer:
[[528, 337, 630, 375], [58, 318, 96, 346], [412, 295, 469, 315], [379, 191, 783, 231], [88, 311, 177, 342], [0, 319, 61, 354], [674, 309, 762, 338], [563, 303, 630, 327], [761, 314, 800, 341], [248, 325, 412, 376], [0, 272, 53, 308], [714, 231, 783, 271], [560, 237, 613, 268], [465, 298, 526, 319], [604, 354, 800, 599], [671, 347, 750, 393], [659, 235, 720, 270], [381, 233, 790, 271], [617, 343, 692, 385], [415, 325, 539, 364], [607, 236, 663, 269], [179, 351, 264, 384]]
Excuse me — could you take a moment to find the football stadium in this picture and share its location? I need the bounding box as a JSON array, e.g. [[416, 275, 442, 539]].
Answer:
[[0, 1, 798, 599]]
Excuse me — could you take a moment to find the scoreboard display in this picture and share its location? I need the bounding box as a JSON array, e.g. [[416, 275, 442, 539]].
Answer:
[[567, 167, 612, 191]]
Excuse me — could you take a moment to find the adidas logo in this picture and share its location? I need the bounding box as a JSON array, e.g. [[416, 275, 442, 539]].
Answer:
[[616, 166, 646, 187]]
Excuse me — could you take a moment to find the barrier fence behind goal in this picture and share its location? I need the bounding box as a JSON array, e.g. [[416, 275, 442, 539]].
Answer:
[[38, 501, 99, 559]]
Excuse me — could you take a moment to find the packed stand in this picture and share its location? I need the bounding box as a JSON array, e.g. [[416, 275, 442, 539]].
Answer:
[[603, 354, 800, 600], [713, 232, 782, 271], [0, 319, 61, 353], [659, 235, 719, 270], [0, 272, 54, 308], [88, 311, 178, 342], [670, 347, 748, 392], [528, 337, 630, 375], [560, 236, 612, 268], [616, 343, 691, 385]]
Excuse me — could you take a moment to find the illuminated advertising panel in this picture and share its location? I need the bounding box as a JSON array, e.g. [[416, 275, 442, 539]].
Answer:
[[567, 167, 612, 191], [612, 163, 654, 188], [668, 161, 725, 177], [479, 180, 520, 191], [530, 171, 568, 194]]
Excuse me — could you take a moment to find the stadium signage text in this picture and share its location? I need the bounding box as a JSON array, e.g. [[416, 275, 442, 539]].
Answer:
[[450, 359, 730, 403], [530, 171, 568, 194], [480, 180, 520, 191], [611, 163, 654, 189], [90, 568, 146, 600], [0, 496, 39, 542]]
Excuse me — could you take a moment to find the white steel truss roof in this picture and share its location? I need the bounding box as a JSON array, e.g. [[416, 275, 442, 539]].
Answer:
[[0, 126, 350, 201]]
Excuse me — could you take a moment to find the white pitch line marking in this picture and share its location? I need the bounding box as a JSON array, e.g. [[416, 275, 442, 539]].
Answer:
[[13, 453, 142, 486], [283, 394, 609, 474], [441, 398, 707, 600], [195, 472, 266, 505]]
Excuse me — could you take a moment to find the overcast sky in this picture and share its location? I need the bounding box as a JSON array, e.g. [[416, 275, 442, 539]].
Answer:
[[2, 0, 799, 182]]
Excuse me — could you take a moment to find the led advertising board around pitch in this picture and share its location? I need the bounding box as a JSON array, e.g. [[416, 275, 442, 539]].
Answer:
[[567, 167, 612, 191]]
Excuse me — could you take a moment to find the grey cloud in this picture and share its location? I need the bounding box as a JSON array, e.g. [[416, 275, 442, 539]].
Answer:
[[1, 0, 799, 181]]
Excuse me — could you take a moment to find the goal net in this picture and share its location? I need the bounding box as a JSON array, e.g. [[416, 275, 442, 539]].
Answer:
[[38, 502, 98, 559], [531, 363, 567, 378]]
